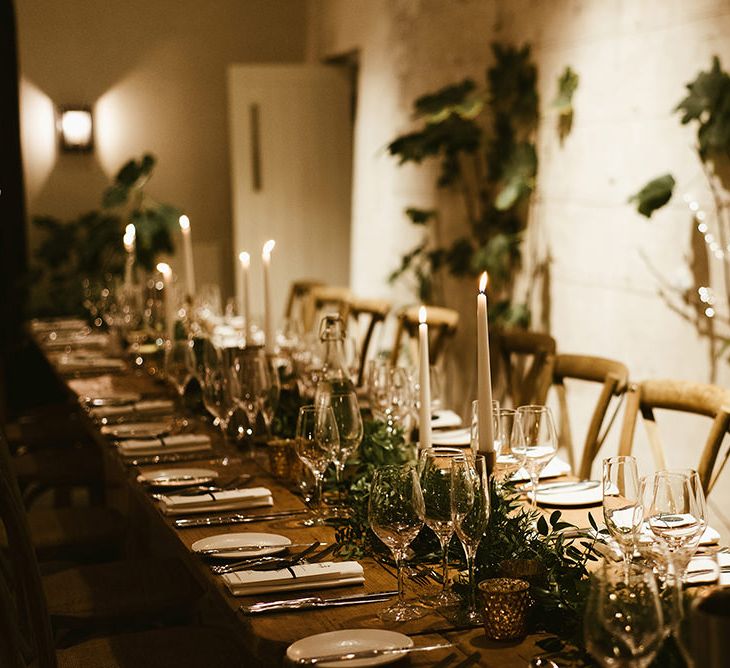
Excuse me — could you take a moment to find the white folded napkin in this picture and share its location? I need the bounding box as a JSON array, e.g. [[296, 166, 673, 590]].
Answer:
[[91, 399, 175, 420], [159, 486, 274, 516], [640, 521, 720, 546], [57, 356, 125, 373], [117, 433, 212, 457], [101, 421, 173, 438], [431, 409, 463, 430], [223, 561, 365, 596], [513, 456, 572, 482]]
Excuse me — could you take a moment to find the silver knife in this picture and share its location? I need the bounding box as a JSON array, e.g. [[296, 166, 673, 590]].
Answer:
[[536, 480, 600, 494], [242, 590, 397, 614], [175, 509, 306, 528], [198, 541, 321, 556], [292, 642, 454, 665]]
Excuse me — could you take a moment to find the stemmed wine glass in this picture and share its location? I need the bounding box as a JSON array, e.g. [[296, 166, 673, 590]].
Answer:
[[642, 468, 706, 654], [492, 408, 526, 483], [368, 464, 426, 622], [164, 339, 193, 399], [295, 405, 340, 526], [451, 453, 491, 624], [418, 447, 464, 606], [514, 405, 558, 506], [602, 455, 643, 571], [584, 562, 664, 668], [325, 391, 364, 507], [254, 355, 280, 438], [200, 340, 234, 437]]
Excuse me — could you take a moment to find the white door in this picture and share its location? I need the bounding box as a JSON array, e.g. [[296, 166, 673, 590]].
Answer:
[[228, 64, 353, 330]]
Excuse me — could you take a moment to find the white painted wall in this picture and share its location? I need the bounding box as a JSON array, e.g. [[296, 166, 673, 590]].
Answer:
[[16, 0, 307, 295], [308, 0, 730, 534]]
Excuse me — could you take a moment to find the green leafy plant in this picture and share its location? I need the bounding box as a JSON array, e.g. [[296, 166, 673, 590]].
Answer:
[[29, 154, 181, 317], [630, 56, 730, 372], [553, 66, 579, 143], [387, 43, 576, 328]]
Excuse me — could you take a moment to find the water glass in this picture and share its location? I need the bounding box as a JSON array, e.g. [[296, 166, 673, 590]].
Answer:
[[164, 338, 193, 398], [602, 455, 643, 570], [514, 405, 557, 506]]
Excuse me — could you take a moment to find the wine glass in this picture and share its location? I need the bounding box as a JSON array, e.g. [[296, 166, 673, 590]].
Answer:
[[201, 341, 234, 437], [295, 406, 339, 526], [584, 562, 664, 668], [418, 447, 465, 606], [643, 468, 706, 653], [324, 391, 364, 504], [602, 455, 643, 571], [451, 453, 491, 624], [368, 464, 426, 622], [514, 405, 558, 506], [492, 408, 526, 483], [164, 339, 193, 399], [252, 354, 280, 438]]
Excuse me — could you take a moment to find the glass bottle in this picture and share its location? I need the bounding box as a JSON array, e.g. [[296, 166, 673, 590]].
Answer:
[[313, 314, 356, 405]]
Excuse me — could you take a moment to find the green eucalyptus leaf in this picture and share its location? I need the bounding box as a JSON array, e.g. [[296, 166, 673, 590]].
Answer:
[[413, 79, 477, 117], [629, 173, 675, 217], [116, 158, 141, 186], [405, 207, 436, 225], [553, 66, 579, 113]]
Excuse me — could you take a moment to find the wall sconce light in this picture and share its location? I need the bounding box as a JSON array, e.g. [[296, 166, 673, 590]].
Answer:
[[58, 106, 93, 152]]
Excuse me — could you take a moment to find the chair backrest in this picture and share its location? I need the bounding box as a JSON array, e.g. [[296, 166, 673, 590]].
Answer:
[[552, 354, 629, 478], [310, 285, 352, 328], [390, 305, 459, 367], [618, 379, 730, 495], [494, 329, 556, 408], [0, 428, 56, 667], [284, 279, 324, 333], [348, 297, 391, 387]]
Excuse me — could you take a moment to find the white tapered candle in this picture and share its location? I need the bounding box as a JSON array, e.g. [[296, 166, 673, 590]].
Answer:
[[477, 272, 495, 453], [157, 262, 175, 340], [238, 251, 251, 338], [179, 215, 196, 299], [418, 305, 432, 450], [262, 239, 276, 354]]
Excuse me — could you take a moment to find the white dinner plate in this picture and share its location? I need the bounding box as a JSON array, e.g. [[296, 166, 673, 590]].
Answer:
[[287, 629, 414, 668], [191, 532, 291, 559], [430, 427, 471, 446], [535, 481, 603, 507], [136, 468, 219, 489]]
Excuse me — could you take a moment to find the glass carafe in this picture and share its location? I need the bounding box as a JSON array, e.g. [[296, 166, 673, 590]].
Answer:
[[313, 315, 356, 405]]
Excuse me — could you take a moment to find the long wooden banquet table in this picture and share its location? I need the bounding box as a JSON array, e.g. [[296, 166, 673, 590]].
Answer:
[[34, 337, 597, 667]]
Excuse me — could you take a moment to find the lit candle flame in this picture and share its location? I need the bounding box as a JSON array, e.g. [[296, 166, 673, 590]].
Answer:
[[262, 239, 276, 261], [479, 272, 488, 293], [156, 262, 172, 277], [179, 215, 190, 232], [419, 305, 427, 324], [238, 251, 250, 268], [125, 223, 136, 241]]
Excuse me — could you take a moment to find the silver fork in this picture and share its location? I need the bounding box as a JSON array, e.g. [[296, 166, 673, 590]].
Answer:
[[211, 542, 335, 576], [376, 560, 431, 587]]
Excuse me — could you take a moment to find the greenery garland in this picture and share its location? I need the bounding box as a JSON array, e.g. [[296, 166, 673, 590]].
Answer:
[[331, 418, 685, 667]]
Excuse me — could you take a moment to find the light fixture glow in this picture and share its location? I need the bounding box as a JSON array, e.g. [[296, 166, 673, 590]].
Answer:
[[59, 107, 93, 152]]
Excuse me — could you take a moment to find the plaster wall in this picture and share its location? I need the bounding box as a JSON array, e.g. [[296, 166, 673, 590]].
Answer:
[[16, 0, 307, 295], [308, 0, 730, 533]]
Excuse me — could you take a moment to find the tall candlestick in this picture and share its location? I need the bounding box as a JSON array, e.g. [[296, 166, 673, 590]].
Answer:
[[238, 251, 251, 338], [179, 215, 196, 299], [477, 272, 495, 454], [418, 306, 432, 450], [157, 262, 175, 340], [262, 239, 276, 355], [123, 224, 136, 291]]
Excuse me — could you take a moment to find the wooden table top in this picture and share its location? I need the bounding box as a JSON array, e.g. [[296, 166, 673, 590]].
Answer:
[[41, 343, 598, 667]]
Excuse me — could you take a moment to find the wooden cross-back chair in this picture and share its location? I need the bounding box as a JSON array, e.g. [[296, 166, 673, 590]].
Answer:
[[390, 305, 459, 367], [618, 379, 730, 495], [284, 279, 324, 334], [310, 285, 352, 330], [348, 297, 391, 386], [552, 354, 629, 478], [494, 329, 556, 408]]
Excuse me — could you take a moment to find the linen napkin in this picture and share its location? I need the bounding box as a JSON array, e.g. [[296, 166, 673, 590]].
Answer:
[[158, 486, 273, 516], [117, 433, 212, 457], [431, 409, 463, 430], [223, 561, 365, 596], [56, 355, 125, 374], [90, 399, 175, 420], [640, 521, 721, 546]]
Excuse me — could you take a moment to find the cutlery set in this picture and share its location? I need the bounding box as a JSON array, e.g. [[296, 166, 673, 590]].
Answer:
[[210, 542, 335, 575], [289, 642, 455, 665], [242, 590, 398, 614], [174, 509, 306, 528]]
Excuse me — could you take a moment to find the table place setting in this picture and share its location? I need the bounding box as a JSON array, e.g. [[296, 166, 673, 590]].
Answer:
[[136, 467, 220, 488], [174, 508, 307, 528], [89, 398, 175, 421], [241, 590, 398, 614], [223, 560, 365, 596], [533, 479, 603, 507], [55, 353, 126, 375], [157, 485, 274, 516], [117, 433, 213, 457], [80, 391, 143, 407], [191, 532, 293, 558], [101, 420, 178, 438]]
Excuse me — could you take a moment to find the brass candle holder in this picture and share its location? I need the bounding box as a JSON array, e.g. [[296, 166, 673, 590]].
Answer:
[[478, 577, 532, 641], [266, 439, 295, 479]]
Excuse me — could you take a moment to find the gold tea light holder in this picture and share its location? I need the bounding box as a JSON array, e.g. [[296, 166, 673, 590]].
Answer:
[[479, 577, 532, 641], [266, 438, 295, 479]]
